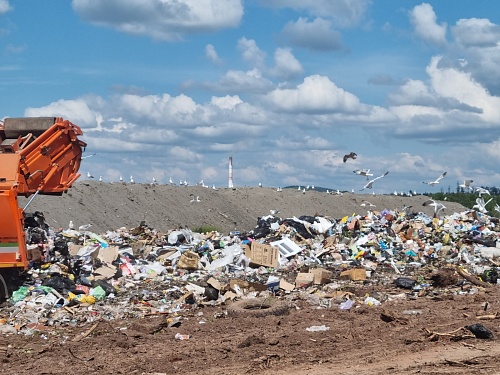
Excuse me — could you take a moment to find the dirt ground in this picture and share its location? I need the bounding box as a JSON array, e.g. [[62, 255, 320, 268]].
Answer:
[[18, 182, 466, 235], [1, 282, 500, 375]]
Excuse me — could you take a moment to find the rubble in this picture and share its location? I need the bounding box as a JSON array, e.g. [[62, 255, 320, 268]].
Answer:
[[1, 205, 500, 339]]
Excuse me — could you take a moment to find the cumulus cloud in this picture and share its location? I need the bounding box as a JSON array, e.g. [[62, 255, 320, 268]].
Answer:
[[452, 18, 500, 47], [205, 44, 222, 64], [72, 0, 243, 41], [262, 0, 370, 28], [281, 17, 343, 51], [24, 99, 97, 127], [269, 48, 303, 79], [409, 3, 447, 45], [265, 75, 366, 114], [0, 0, 11, 14], [189, 69, 274, 94], [237, 37, 266, 69]]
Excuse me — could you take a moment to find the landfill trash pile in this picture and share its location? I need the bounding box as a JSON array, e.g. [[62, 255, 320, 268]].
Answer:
[[2, 205, 499, 337]]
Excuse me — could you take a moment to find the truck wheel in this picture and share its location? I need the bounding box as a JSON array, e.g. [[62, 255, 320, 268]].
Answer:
[[227, 298, 290, 318], [0, 274, 8, 302]]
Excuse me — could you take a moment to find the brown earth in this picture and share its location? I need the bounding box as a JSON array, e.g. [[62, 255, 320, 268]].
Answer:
[[18, 181, 467, 235], [1, 284, 500, 375]]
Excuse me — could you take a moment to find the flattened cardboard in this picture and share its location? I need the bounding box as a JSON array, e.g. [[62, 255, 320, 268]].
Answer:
[[98, 245, 119, 264], [279, 279, 295, 291], [244, 242, 279, 268]]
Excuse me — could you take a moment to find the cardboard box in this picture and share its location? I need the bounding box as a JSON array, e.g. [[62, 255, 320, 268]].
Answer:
[[339, 268, 367, 281], [230, 279, 267, 292], [309, 267, 332, 285], [295, 272, 315, 288], [244, 242, 279, 268]]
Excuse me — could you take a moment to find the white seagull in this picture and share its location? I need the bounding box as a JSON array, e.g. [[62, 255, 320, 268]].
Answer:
[[151, 177, 157, 186], [423, 171, 447, 186], [459, 179, 474, 192], [353, 169, 373, 180], [422, 199, 446, 217], [360, 171, 389, 191], [169, 177, 175, 185], [130, 175, 135, 184], [189, 194, 201, 203], [473, 197, 493, 214], [86, 171, 94, 179], [360, 200, 376, 207], [475, 187, 490, 197], [270, 209, 280, 215], [98, 176, 103, 182], [119, 176, 124, 183]]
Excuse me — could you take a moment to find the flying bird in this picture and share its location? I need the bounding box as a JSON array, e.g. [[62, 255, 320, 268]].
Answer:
[[422, 172, 447, 186], [473, 197, 493, 214], [475, 187, 490, 197], [459, 179, 474, 192], [360, 200, 376, 207], [81, 153, 96, 160], [343, 152, 357, 163], [360, 171, 389, 191], [422, 199, 446, 217], [353, 169, 373, 179]]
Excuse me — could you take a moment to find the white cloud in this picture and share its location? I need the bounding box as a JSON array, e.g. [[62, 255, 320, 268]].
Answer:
[[426, 56, 500, 122], [72, 0, 243, 41], [237, 37, 266, 69], [205, 44, 222, 64], [452, 18, 500, 47], [263, 0, 370, 28], [409, 3, 447, 45], [193, 69, 274, 94], [169, 145, 201, 162], [269, 48, 303, 79], [281, 17, 342, 51], [24, 99, 97, 127], [265, 75, 366, 114], [0, 0, 11, 14], [210, 95, 242, 110]]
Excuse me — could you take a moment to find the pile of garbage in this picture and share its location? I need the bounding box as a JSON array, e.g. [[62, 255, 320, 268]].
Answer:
[[1, 207, 499, 335]]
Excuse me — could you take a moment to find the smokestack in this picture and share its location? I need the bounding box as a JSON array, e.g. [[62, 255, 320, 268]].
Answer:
[[228, 156, 234, 189]]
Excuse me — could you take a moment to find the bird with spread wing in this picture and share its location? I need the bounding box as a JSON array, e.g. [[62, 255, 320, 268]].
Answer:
[[423, 172, 447, 187], [360, 171, 389, 191]]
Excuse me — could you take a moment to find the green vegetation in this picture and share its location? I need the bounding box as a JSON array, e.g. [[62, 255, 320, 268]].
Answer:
[[428, 188, 500, 218]]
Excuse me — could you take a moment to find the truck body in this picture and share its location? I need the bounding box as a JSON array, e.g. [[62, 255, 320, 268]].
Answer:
[[0, 117, 86, 299]]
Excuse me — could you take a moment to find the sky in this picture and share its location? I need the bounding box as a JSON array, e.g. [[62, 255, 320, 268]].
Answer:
[[1, 0, 500, 194]]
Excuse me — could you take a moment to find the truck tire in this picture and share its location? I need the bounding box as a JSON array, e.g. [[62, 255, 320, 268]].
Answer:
[[0, 274, 8, 302], [227, 298, 290, 318]]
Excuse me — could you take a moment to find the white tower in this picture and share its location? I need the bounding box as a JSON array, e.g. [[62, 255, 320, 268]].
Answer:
[[228, 156, 234, 189]]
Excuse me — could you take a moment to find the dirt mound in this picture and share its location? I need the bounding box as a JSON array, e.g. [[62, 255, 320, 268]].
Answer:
[[18, 181, 467, 234]]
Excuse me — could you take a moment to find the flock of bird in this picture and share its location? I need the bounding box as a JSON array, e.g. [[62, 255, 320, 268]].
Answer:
[[83, 150, 496, 215]]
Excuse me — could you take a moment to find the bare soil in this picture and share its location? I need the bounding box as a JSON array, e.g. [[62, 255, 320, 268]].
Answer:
[[18, 182, 466, 235], [1, 285, 500, 375]]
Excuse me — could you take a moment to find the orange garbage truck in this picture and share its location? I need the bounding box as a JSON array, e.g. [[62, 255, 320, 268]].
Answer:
[[0, 117, 86, 300]]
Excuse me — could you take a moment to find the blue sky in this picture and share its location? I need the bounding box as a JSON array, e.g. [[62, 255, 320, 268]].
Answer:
[[1, 0, 500, 194]]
